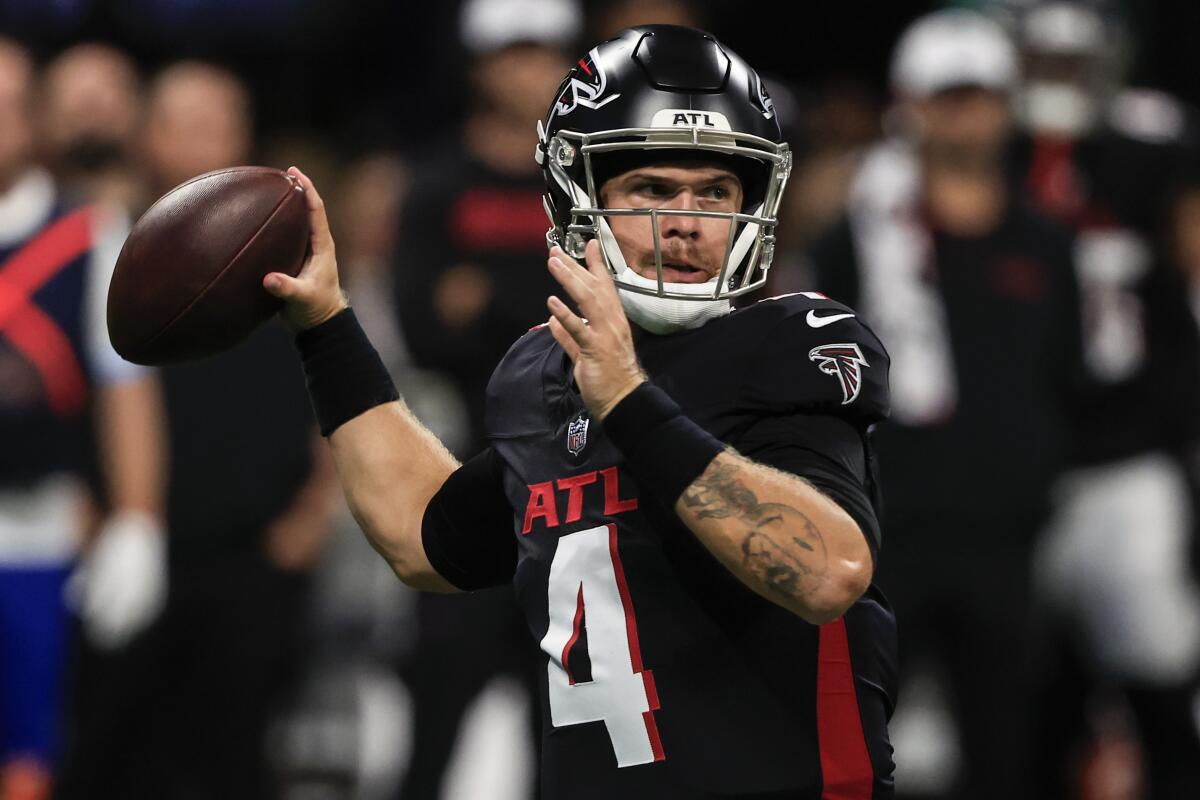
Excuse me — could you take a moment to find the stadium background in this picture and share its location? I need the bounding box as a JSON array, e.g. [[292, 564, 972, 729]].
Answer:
[[2, 0, 1200, 798], [5, 0, 1200, 151]]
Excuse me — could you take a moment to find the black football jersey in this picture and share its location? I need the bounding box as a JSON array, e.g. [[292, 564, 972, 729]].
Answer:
[[422, 293, 896, 799]]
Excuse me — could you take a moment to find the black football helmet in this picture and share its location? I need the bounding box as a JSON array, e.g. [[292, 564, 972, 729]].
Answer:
[[536, 25, 792, 306]]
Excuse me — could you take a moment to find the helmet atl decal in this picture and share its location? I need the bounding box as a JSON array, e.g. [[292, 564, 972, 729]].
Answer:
[[808, 343, 869, 405], [555, 47, 621, 116]]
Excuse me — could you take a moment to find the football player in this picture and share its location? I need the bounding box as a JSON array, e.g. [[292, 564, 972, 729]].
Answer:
[[1010, 4, 1200, 796], [266, 26, 895, 798], [0, 38, 167, 800]]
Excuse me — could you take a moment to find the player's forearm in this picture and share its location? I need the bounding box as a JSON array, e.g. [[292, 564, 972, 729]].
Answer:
[[327, 400, 459, 591], [675, 451, 872, 624], [95, 376, 166, 520]]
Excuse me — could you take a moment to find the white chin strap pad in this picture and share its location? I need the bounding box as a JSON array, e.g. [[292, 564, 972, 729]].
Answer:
[[615, 267, 731, 334], [599, 213, 730, 334], [727, 203, 765, 276]]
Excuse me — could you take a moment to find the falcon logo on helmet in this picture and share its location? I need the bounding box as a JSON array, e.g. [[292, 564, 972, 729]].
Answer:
[[752, 73, 776, 120], [554, 48, 621, 116], [808, 343, 870, 405]]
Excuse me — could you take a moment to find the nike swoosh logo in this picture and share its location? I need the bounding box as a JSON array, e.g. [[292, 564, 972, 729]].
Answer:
[[806, 310, 855, 328]]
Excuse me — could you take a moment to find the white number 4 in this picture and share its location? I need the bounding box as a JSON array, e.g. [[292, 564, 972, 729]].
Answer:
[[540, 523, 665, 767]]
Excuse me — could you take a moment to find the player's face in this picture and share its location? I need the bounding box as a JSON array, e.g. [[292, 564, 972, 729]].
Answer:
[[474, 44, 569, 134], [42, 48, 141, 162], [144, 70, 250, 190], [914, 86, 1011, 160], [599, 163, 744, 284]]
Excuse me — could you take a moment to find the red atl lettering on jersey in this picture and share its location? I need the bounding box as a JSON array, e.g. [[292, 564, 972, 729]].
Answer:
[[601, 467, 638, 514], [523, 483, 560, 532], [522, 467, 639, 534], [557, 471, 599, 523]]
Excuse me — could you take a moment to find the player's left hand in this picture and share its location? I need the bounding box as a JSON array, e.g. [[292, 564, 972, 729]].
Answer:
[[547, 240, 647, 420]]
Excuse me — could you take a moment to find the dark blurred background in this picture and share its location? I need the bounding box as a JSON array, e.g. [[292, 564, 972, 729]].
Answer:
[[3, 0, 1199, 153], [3, 1, 1200, 799], [0, 0, 929, 154]]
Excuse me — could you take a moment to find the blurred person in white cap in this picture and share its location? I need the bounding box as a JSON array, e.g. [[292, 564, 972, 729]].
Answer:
[[807, 9, 1089, 799], [1013, 0, 1117, 140], [1004, 3, 1200, 797], [888, 7, 1019, 176], [390, 1, 581, 796], [0, 36, 167, 800]]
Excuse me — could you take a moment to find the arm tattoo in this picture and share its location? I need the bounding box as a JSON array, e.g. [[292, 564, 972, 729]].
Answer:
[[681, 460, 829, 605]]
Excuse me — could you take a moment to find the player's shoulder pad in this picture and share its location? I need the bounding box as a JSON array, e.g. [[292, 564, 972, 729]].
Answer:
[[484, 323, 558, 438], [736, 292, 890, 424]]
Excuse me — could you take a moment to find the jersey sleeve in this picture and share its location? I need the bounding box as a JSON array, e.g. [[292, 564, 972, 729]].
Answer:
[[732, 413, 883, 561], [421, 447, 517, 591], [742, 296, 891, 426]]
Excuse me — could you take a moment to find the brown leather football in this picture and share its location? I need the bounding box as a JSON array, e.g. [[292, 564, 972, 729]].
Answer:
[[107, 166, 309, 365]]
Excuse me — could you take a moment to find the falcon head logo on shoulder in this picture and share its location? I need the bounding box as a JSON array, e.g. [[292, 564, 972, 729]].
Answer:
[[808, 343, 869, 405]]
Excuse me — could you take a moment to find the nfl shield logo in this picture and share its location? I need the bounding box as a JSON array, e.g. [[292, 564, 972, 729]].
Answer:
[[566, 411, 589, 456]]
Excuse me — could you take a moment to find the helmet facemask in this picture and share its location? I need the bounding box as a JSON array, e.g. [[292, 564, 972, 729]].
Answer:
[[538, 120, 792, 332]]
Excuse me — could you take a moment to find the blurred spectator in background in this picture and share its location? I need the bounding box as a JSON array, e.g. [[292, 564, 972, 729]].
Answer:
[[767, 79, 882, 295], [394, 0, 575, 448], [140, 60, 251, 208], [58, 60, 338, 799], [334, 152, 413, 375], [1173, 175, 1200, 322], [38, 43, 144, 213], [1004, 3, 1200, 797], [807, 10, 1085, 799], [332, 151, 470, 456], [587, 0, 700, 41], [331, 146, 474, 465], [389, 1, 580, 794], [0, 36, 167, 800]]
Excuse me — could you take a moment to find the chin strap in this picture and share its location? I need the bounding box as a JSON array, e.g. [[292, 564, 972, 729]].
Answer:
[[615, 267, 731, 334], [597, 214, 631, 273], [725, 202, 765, 288]]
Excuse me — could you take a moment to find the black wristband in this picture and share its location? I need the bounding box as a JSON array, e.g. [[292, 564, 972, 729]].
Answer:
[[602, 382, 726, 506], [295, 308, 399, 436]]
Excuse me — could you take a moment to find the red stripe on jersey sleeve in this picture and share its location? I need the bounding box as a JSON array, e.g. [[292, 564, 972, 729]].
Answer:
[[816, 618, 873, 799]]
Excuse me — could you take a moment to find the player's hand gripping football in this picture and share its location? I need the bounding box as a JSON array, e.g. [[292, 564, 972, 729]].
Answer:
[[263, 166, 348, 331], [547, 240, 647, 420]]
